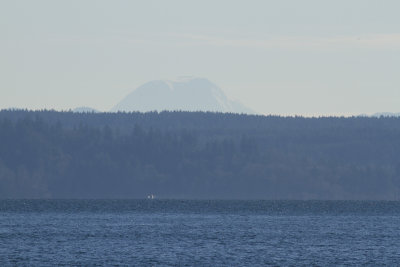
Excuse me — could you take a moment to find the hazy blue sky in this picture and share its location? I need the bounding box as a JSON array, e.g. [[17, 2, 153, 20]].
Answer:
[[1, 0, 399, 116]]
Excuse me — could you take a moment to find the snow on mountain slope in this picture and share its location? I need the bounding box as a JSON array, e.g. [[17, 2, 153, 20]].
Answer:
[[111, 77, 254, 114]]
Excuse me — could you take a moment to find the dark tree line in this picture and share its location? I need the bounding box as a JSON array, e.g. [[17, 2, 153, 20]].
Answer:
[[1, 110, 400, 199]]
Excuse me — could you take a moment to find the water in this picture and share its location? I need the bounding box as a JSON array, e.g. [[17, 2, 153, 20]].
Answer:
[[1, 200, 400, 266]]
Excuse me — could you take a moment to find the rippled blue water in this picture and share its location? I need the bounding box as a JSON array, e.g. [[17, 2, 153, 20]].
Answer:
[[1, 200, 400, 266]]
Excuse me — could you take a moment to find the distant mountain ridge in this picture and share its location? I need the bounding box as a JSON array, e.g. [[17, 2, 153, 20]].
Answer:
[[111, 77, 254, 114]]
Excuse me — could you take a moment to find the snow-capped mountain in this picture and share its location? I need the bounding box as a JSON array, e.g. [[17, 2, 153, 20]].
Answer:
[[111, 77, 254, 114]]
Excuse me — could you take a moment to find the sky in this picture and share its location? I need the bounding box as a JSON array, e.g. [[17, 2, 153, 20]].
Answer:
[[1, 0, 399, 116]]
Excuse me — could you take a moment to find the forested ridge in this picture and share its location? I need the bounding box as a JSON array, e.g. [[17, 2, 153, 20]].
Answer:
[[1, 110, 400, 199]]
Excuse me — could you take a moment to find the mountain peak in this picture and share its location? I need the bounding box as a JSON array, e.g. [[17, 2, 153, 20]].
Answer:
[[111, 77, 254, 114]]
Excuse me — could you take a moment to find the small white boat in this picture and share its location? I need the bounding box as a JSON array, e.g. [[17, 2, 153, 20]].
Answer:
[[147, 194, 155, 199]]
